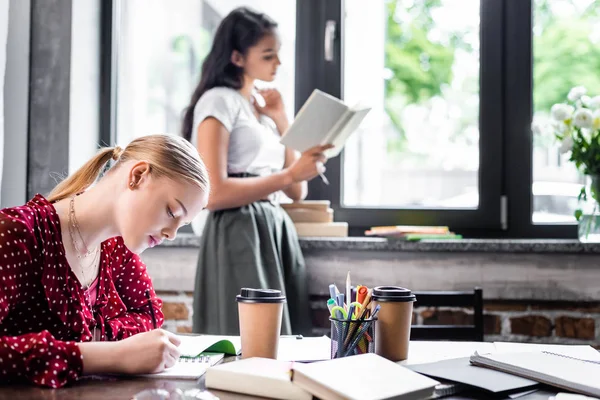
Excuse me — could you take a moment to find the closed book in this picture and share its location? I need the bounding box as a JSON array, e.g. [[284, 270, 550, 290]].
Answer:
[[294, 222, 348, 238], [366, 225, 450, 236], [284, 208, 334, 223], [205, 358, 312, 400], [291, 353, 439, 400], [281, 200, 331, 211]]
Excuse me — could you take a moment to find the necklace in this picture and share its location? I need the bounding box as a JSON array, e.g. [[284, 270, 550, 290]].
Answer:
[[68, 197, 101, 341], [68, 198, 100, 287], [68, 197, 96, 259]]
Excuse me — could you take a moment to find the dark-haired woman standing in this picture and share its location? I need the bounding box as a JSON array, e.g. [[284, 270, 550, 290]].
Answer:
[[182, 7, 330, 336]]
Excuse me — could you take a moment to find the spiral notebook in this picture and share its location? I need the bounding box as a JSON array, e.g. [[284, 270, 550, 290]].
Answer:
[[137, 352, 225, 379], [469, 351, 600, 397]]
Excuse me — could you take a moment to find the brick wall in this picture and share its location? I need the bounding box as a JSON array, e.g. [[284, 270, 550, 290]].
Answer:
[[157, 291, 194, 334], [158, 291, 600, 347]]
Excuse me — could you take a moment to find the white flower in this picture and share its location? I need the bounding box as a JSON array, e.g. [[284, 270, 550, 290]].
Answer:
[[573, 108, 594, 129], [581, 95, 591, 106], [588, 96, 600, 109], [551, 104, 574, 121], [551, 103, 574, 121], [568, 86, 587, 102], [554, 121, 569, 135], [593, 110, 600, 130], [559, 135, 573, 154]]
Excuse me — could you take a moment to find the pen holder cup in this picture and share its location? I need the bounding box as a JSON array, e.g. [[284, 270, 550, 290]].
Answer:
[[329, 317, 377, 359]]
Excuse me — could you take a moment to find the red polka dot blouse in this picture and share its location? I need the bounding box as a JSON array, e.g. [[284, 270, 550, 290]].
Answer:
[[0, 195, 164, 388]]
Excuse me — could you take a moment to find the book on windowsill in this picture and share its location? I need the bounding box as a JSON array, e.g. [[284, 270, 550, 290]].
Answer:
[[283, 207, 334, 223], [366, 225, 450, 236], [280, 89, 371, 158], [294, 222, 348, 238], [365, 225, 462, 240], [280, 200, 331, 211]]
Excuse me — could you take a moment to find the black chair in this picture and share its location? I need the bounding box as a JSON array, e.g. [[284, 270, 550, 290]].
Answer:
[[410, 287, 484, 341]]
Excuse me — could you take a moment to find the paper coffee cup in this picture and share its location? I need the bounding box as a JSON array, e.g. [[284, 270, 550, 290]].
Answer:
[[372, 286, 416, 361], [237, 288, 286, 359]]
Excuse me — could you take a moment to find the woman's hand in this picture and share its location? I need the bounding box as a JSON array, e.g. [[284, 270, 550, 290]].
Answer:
[[254, 89, 285, 121], [113, 329, 181, 374], [286, 144, 335, 183], [79, 329, 181, 375]]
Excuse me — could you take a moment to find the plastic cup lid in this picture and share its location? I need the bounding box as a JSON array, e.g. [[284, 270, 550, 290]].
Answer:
[[372, 286, 416, 302], [236, 288, 286, 303]]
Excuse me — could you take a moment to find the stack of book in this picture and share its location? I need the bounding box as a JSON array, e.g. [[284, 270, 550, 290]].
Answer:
[[281, 200, 348, 238], [365, 225, 462, 240]]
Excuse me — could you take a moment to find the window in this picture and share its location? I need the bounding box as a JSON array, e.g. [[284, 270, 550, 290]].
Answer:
[[114, 0, 297, 145], [343, 0, 480, 209], [531, 0, 600, 224], [300, 0, 502, 232]]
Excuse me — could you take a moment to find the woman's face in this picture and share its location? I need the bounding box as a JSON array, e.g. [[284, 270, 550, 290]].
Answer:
[[117, 164, 208, 254], [242, 32, 281, 82]]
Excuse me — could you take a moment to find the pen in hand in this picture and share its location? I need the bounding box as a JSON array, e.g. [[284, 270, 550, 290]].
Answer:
[[145, 289, 158, 329], [316, 161, 329, 185]]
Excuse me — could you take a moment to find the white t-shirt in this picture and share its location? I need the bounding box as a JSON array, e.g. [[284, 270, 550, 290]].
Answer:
[[191, 87, 286, 176], [190, 87, 287, 234]]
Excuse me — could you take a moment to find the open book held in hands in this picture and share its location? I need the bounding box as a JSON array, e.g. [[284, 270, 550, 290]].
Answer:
[[280, 89, 371, 158]]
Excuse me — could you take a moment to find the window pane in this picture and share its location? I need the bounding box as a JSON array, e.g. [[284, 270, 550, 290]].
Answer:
[[115, 0, 296, 145], [342, 0, 480, 208], [532, 0, 599, 224]]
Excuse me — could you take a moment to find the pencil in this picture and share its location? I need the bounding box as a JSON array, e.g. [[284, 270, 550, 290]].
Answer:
[[145, 289, 158, 329]]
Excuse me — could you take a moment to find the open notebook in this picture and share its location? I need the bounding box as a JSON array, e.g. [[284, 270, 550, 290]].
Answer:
[[470, 351, 600, 397], [136, 335, 241, 380], [178, 335, 241, 358], [136, 353, 225, 380]]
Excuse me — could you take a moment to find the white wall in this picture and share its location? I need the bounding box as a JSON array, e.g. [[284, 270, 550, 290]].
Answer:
[[1, 0, 29, 208], [0, 0, 8, 204], [69, 0, 100, 173]]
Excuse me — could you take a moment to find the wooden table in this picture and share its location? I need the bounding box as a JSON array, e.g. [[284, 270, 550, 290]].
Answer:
[[0, 341, 564, 400]]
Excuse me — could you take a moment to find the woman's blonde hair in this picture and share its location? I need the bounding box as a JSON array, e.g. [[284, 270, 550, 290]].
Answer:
[[48, 134, 209, 203]]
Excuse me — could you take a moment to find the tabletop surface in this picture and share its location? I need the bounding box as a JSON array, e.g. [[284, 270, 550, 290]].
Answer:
[[0, 341, 569, 400]]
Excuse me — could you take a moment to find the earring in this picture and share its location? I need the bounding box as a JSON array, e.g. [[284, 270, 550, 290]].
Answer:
[[129, 182, 135, 188]]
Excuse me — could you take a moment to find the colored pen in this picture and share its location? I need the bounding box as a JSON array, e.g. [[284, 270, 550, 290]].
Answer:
[[336, 293, 345, 309], [347, 304, 355, 321], [329, 284, 337, 301], [145, 289, 157, 329], [327, 298, 337, 315], [357, 286, 368, 305], [345, 272, 351, 311]]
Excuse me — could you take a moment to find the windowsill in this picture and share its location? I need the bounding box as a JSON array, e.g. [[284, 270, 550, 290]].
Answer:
[[163, 233, 600, 254]]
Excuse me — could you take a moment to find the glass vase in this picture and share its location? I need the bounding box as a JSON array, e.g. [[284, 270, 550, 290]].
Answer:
[[578, 175, 600, 242]]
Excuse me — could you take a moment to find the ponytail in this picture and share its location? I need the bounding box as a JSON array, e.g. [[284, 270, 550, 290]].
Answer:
[[47, 146, 123, 203]]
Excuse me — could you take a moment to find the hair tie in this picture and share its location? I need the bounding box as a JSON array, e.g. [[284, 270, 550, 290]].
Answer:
[[112, 146, 123, 161]]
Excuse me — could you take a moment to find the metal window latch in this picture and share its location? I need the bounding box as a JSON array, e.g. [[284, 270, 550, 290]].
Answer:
[[324, 20, 337, 62], [501, 195, 508, 230]]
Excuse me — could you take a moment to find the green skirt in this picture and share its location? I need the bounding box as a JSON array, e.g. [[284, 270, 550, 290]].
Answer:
[[192, 201, 312, 335]]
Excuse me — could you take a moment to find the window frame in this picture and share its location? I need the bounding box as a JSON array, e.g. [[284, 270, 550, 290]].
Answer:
[[98, 0, 579, 239], [297, 0, 578, 238]]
